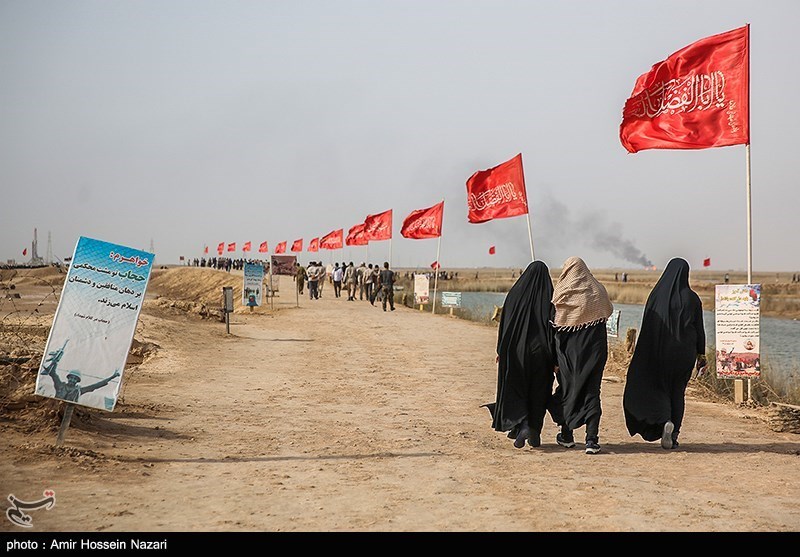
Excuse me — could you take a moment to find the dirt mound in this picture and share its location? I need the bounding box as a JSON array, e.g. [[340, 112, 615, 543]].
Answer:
[[0, 265, 67, 288], [147, 267, 274, 318], [148, 268, 241, 307], [0, 338, 159, 434]]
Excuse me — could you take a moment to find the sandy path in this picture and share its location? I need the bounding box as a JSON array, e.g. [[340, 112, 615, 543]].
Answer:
[[2, 275, 800, 533]]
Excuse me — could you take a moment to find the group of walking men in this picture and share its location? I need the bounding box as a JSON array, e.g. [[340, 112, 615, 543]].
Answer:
[[296, 261, 396, 311]]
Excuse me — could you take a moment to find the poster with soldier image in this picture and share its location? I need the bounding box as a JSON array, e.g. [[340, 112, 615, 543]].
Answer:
[[242, 262, 264, 307], [34, 237, 154, 411]]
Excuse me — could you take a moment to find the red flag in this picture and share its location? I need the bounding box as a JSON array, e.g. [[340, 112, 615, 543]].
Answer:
[[243, 241, 252, 252], [431, 261, 440, 270], [291, 239, 303, 252], [489, 246, 496, 255], [308, 237, 319, 252], [466, 154, 528, 224], [227, 242, 236, 252], [401, 201, 444, 239], [275, 241, 287, 254], [22, 248, 27, 256], [204, 246, 209, 254], [620, 25, 750, 153], [363, 209, 392, 241], [346, 224, 369, 246], [320, 229, 343, 250], [703, 258, 711, 267], [259, 241, 268, 253], [217, 242, 224, 255]]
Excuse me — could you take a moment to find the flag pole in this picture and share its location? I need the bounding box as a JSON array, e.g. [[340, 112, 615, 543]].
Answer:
[[431, 234, 441, 315], [745, 143, 753, 401], [525, 212, 536, 261], [746, 144, 752, 284]]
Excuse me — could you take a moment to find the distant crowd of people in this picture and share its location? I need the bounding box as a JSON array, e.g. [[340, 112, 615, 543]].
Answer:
[[186, 257, 269, 272]]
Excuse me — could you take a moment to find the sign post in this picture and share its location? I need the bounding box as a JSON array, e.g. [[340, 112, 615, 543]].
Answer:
[[222, 286, 233, 335], [715, 284, 761, 403], [440, 291, 461, 317], [34, 236, 154, 447]]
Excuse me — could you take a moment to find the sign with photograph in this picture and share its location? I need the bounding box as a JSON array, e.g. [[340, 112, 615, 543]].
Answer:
[[715, 284, 761, 378], [242, 262, 264, 307], [413, 274, 430, 304], [270, 255, 297, 276], [35, 237, 154, 411]]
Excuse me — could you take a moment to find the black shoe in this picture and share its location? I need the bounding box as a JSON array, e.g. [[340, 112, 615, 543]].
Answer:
[[514, 426, 531, 449], [528, 431, 541, 448], [585, 440, 601, 454], [391, 307, 395, 311], [661, 421, 675, 450], [556, 432, 575, 448], [672, 439, 680, 449]]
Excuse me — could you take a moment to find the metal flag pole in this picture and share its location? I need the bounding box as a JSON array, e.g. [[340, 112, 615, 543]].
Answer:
[[746, 144, 753, 285], [431, 234, 441, 315], [525, 212, 536, 262], [746, 142, 753, 400]]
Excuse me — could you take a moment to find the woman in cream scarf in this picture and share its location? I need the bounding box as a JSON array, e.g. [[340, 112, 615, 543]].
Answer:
[[551, 256, 613, 454]]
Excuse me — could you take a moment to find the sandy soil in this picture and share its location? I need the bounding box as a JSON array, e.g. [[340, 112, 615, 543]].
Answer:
[[1, 267, 799, 533]]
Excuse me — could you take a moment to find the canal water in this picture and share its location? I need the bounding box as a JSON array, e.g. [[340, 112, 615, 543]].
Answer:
[[440, 291, 800, 389]]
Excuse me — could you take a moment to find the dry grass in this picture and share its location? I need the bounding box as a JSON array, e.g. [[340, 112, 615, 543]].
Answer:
[[396, 267, 800, 319]]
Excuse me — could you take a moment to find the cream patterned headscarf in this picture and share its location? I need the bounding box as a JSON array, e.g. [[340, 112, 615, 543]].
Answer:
[[551, 256, 613, 330]]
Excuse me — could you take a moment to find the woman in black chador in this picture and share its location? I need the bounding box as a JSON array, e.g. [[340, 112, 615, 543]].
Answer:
[[483, 261, 558, 449], [550, 256, 613, 455], [623, 257, 707, 450]]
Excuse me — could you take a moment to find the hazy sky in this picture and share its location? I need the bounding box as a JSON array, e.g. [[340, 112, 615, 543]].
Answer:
[[2, 1, 798, 272]]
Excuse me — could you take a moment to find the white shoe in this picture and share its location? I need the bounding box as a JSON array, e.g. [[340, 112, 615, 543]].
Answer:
[[661, 421, 674, 450]]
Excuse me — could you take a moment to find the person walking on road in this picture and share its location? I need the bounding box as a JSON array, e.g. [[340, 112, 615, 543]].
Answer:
[[550, 256, 613, 455], [623, 257, 707, 450], [378, 261, 396, 311]]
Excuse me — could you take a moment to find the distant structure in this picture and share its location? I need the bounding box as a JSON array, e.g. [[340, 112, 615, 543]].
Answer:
[[28, 228, 45, 267], [46, 231, 53, 265]]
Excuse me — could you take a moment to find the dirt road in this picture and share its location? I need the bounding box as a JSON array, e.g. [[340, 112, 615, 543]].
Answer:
[[2, 269, 799, 533]]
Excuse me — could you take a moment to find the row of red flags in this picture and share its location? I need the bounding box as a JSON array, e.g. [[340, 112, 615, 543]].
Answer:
[[203, 25, 749, 261]]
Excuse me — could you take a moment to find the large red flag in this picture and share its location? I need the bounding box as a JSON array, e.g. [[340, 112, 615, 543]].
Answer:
[[259, 241, 268, 253], [242, 241, 252, 252], [275, 241, 287, 254], [489, 246, 496, 255], [363, 209, 392, 241], [217, 242, 224, 255], [227, 242, 236, 252], [401, 201, 444, 239], [346, 224, 369, 246], [431, 261, 440, 270], [466, 154, 528, 224], [320, 229, 343, 250], [308, 238, 319, 252], [291, 239, 303, 252], [703, 258, 711, 267], [620, 25, 749, 153]]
